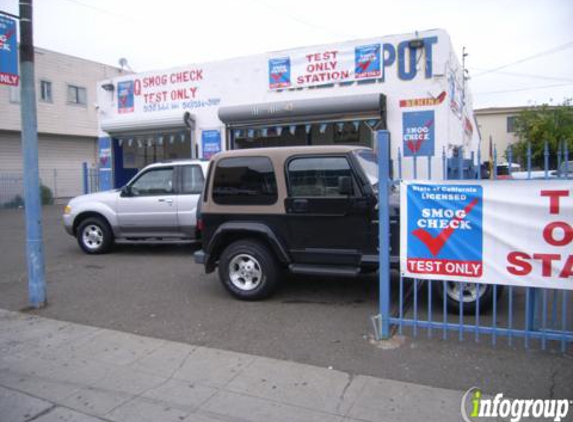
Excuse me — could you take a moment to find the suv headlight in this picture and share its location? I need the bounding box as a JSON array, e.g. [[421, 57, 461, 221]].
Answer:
[[64, 205, 72, 215]]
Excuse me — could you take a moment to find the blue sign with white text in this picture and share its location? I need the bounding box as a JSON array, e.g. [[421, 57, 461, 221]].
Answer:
[[98, 137, 112, 191], [202, 130, 221, 159], [268, 57, 291, 89], [117, 80, 134, 113], [403, 110, 435, 157], [406, 184, 483, 278], [0, 15, 19, 86], [355, 44, 381, 79]]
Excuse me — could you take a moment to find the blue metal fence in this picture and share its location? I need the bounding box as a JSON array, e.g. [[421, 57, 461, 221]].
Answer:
[[374, 135, 573, 352]]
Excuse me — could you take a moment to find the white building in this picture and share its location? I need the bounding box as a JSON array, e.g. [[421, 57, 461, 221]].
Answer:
[[96, 29, 479, 188], [0, 47, 124, 201]]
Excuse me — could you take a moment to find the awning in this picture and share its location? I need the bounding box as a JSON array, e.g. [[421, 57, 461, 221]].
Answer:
[[100, 112, 195, 137], [218, 93, 386, 128]]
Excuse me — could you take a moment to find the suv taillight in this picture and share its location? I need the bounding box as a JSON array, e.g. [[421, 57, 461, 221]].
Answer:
[[197, 218, 204, 232]]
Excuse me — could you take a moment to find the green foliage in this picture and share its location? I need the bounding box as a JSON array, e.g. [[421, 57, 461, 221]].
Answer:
[[511, 99, 573, 169], [40, 184, 54, 205], [2, 186, 53, 208], [3, 195, 24, 209]]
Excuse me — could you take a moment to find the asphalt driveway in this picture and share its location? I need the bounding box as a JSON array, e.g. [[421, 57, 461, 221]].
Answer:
[[0, 205, 571, 400]]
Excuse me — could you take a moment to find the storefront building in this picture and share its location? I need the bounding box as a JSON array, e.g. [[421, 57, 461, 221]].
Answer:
[[96, 28, 479, 189]]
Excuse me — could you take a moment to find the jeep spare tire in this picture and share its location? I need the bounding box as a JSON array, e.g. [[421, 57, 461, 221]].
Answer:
[[218, 239, 280, 300]]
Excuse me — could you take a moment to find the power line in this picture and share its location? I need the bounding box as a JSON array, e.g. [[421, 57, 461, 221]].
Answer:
[[474, 82, 573, 96], [58, 0, 144, 24], [473, 41, 573, 77], [470, 68, 573, 83]]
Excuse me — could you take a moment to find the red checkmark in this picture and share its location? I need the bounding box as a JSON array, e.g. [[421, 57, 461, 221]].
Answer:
[[412, 198, 479, 256]]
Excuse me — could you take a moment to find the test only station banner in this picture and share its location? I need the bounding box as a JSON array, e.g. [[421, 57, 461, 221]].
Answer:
[[400, 180, 573, 290]]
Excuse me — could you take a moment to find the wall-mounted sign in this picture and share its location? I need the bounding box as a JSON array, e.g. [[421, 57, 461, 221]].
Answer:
[[201, 130, 221, 159], [401, 181, 573, 290], [0, 15, 19, 86], [117, 80, 134, 114], [399, 91, 446, 108], [402, 110, 435, 157], [268, 36, 438, 90], [268, 57, 291, 89], [354, 44, 381, 79]]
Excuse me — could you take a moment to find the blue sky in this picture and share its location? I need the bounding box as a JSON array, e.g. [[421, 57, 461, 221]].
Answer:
[[1, 0, 572, 108]]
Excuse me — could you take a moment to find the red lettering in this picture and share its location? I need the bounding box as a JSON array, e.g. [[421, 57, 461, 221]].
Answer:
[[559, 255, 573, 278], [540, 190, 569, 214], [507, 252, 532, 276], [134, 79, 141, 95], [532, 253, 561, 277], [543, 221, 573, 246]]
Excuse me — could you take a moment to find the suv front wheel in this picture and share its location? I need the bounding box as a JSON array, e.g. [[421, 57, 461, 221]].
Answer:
[[218, 239, 280, 300], [76, 217, 114, 254]]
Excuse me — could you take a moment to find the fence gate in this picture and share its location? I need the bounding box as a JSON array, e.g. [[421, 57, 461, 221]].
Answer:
[[373, 130, 573, 352]]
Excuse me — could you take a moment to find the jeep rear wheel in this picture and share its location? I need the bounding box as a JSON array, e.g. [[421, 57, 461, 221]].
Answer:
[[218, 240, 280, 300]]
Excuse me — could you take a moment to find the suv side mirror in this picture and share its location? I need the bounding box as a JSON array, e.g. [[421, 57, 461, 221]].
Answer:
[[121, 185, 132, 196], [338, 176, 352, 196]]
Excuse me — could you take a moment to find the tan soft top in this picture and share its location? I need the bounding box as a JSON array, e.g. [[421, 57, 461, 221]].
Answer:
[[212, 145, 368, 161], [203, 144, 371, 215]]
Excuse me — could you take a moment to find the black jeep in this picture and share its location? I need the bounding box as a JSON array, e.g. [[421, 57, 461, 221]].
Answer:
[[194, 145, 495, 312]]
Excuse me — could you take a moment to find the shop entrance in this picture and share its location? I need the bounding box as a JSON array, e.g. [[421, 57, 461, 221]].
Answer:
[[111, 131, 192, 188], [218, 93, 387, 151]]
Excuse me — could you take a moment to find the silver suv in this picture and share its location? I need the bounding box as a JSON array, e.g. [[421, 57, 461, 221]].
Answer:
[[63, 160, 209, 254]]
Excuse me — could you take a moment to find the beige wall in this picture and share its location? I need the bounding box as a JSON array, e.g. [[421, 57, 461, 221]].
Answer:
[[475, 108, 522, 162], [0, 47, 124, 137]]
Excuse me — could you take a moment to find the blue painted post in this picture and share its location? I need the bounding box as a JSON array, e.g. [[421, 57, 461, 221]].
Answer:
[[377, 130, 391, 339], [397, 148, 403, 180], [477, 149, 482, 180], [507, 145, 513, 178], [493, 145, 498, 180], [527, 142, 532, 179], [19, 0, 47, 308], [564, 141, 569, 179], [557, 141, 562, 173], [82, 162, 88, 194], [544, 140, 549, 179]]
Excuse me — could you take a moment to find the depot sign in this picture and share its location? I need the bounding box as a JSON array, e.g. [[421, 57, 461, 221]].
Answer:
[[400, 181, 573, 290]]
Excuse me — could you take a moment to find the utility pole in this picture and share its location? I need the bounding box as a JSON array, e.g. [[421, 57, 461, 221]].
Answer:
[[19, 0, 46, 308]]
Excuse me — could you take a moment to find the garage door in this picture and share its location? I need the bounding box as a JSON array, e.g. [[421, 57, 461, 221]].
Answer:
[[0, 131, 97, 201]]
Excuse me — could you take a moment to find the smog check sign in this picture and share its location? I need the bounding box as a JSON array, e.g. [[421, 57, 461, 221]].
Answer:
[[400, 180, 573, 290], [404, 183, 483, 278]]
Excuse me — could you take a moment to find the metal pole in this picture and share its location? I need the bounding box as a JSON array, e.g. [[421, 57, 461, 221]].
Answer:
[[19, 0, 46, 308], [378, 130, 391, 339]]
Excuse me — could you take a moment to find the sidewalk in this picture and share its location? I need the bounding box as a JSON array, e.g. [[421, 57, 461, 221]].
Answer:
[[0, 309, 467, 422]]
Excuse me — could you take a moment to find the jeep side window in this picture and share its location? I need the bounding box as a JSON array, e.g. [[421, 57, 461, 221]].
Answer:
[[130, 168, 174, 196], [180, 165, 204, 194], [212, 157, 277, 205], [287, 157, 354, 197]]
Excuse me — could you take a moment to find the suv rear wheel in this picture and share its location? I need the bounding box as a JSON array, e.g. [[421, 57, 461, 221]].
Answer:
[[436, 281, 501, 314], [218, 239, 280, 300]]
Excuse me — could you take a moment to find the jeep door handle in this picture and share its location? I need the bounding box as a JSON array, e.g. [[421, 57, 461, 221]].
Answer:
[[291, 199, 308, 213], [158, 198, 173, 205]]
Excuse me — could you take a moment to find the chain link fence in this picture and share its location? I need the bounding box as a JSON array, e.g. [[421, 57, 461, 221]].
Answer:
[[0, 167, 96, 208]]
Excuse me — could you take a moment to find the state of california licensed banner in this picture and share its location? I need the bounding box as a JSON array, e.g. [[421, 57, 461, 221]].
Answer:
[[400, 180, 573, 290]]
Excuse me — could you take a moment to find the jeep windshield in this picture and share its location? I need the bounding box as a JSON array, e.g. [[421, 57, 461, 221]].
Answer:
[[354, 149, 378, 191]]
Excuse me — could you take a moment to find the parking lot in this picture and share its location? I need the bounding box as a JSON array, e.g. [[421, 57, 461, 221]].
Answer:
[[1, 205, 572, 400]]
